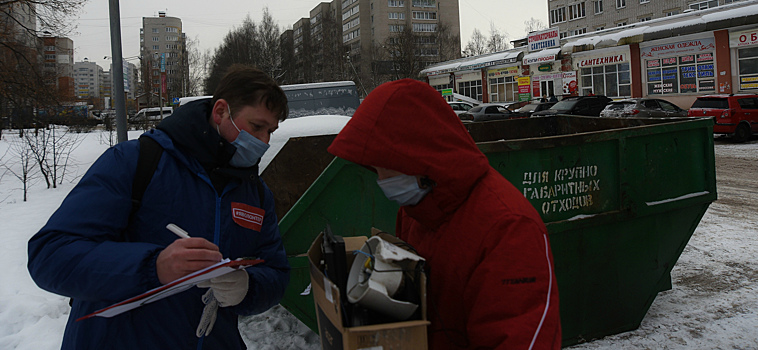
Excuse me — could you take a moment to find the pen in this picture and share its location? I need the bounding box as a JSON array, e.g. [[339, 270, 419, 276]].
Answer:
[[166, 223, 191, 239]]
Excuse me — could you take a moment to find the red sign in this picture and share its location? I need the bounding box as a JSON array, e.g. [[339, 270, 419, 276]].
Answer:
[[161, 74, 167, 95]]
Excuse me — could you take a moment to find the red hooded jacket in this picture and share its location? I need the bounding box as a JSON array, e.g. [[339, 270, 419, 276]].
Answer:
[[328, 79, 561, 349]]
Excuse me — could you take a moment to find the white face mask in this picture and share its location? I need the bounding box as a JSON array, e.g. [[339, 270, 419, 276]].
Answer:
[[376, 174, 432, 206]]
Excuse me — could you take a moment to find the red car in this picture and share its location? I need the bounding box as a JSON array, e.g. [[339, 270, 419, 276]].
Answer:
[[688, 94, 758, 142]]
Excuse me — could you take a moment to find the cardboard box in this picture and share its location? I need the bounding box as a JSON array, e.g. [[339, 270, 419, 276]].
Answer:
[[308, 232, 429, 350]]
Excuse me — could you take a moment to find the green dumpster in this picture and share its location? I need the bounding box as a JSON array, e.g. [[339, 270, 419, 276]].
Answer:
[[272, 116, 717, 346]]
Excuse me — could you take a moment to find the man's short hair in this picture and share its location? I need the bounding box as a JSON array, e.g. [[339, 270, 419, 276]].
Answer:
[[212, 64, 289, 121]]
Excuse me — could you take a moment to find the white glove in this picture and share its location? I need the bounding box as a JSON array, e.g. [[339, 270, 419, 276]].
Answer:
[[197, 269, 249, 307], [196, 289, 219, 337]]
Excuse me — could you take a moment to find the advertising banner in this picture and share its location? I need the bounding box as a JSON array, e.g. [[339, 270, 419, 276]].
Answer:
[[729, 29, 758, 48], [641, 38, 715, 58], [528, 28, 560, 52], [518, 77, 532, 101], [563, 71, 578, 95]]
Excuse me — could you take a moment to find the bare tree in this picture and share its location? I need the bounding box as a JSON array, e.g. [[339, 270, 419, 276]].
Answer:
[[463, 29, 487, 57], [434, 22, 461, 62], [524, 17, 547, 34], [3, 133, 39, 201], [185, 35, 206, 96], [1, 0, 87, 127], [487, 22, 509, 53]]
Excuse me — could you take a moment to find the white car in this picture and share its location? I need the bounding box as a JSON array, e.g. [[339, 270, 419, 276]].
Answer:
[[448, 101, 474, 116]]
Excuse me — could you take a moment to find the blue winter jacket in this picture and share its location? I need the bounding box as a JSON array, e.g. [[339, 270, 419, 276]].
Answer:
[[27, 100, 290, 349]]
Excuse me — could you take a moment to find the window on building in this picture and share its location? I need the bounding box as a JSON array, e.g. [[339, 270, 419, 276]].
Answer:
[[152, 28, 159, 33], [458, 80, 483, 101], [550, 7, 567, 24], [570, 28, 587, 36], [639, 16, 652, 22], [412, 11, 437, 19], [342, 5, 359, 20], [665, 10, 679, 16], [152, 45, 159, 50], [152, 36, 159, 42], [640, 0, 649, 3], [166, 36, 178, 41], [412, 0, 435, 7], [616, 0, 626, 8], [594, 0, 603, 14], [581, 63, 631, 97], [596, 26, 605, 31], [388, 0, 404, 7], [560, 32, 568, 39], [569, 2, 586, 20], [45, 54, 55, 60], [646, 53, 715, 95], [737, 47, 758, 91], [413, 23, 437, 32], [389, 24, 405, 32], [617, 21, 627, 26], [489, 76, 518, 102], [689, 0, 718, 10], [389, 12, 405, 19]]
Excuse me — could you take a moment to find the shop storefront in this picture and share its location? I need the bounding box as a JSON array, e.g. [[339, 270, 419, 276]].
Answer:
[[487, 66, 520, 102], [640, 35, 717, 96], [455, 70, 483, 101], [524, 48, 562, 99], [428, 73, 453, 92], [573, 47, 631, 98], [729, 27, 758, 92]]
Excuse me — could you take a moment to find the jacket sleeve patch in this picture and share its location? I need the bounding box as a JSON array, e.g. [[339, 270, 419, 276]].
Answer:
[[231, 202, 265, 232]]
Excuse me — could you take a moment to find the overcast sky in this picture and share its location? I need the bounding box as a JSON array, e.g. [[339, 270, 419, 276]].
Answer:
[[68, 0, 547, 68]]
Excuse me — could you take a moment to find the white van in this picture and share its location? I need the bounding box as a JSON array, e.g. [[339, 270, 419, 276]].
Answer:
[[132, 107, 173, 122]]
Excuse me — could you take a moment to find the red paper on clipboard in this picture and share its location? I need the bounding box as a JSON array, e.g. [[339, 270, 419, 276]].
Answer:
[[77, 258, 263, 321]]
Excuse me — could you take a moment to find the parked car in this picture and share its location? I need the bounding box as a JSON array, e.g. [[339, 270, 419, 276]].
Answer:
[[600, 98, 688, 118], [687, 94, 758, 142], [532, 95, 612, 117], [447, 101, 475, 116], [517, 102, 557, 117], [459, 103, 525, 122]]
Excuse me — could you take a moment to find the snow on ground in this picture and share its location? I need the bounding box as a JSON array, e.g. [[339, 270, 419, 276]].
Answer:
[[1, 124, 756, 349]]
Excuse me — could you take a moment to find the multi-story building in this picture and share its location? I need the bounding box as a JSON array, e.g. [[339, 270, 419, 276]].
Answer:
[[140, 11, 188, 106], [73, 59, 104, 104], [282, 0, 461, 93], [42, 36, 75, 102], [0, 2, 36, 46], [107, 61, 138, 106], [549, 0, 747, 39]]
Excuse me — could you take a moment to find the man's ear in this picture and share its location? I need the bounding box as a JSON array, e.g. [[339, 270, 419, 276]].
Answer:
[[211, 99, 228, 125]]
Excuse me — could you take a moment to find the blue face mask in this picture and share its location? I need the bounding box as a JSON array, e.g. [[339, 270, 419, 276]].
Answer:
[[225, 106, 270, 168], [376, 174, 432, 206]]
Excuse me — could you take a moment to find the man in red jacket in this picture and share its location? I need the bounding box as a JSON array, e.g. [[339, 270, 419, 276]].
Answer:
[[328, 79, 561, 349]]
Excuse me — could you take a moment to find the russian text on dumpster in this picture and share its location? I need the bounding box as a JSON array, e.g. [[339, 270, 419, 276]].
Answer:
[[522, 165, 600, 215]]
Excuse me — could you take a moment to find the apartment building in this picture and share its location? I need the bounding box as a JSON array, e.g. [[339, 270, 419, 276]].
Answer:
[[549, 0, 746, 38], [140, 11, 188, 105], [73, 60, 104, 102], [42, 36, 75, 101], [282, 0, 461, 92]]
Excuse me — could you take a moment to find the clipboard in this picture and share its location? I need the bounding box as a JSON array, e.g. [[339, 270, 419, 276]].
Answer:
[[77, 258, 263, 321]]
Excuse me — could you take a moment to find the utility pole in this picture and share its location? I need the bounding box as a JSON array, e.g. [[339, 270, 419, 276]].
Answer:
[[108, 0, 127, 143]]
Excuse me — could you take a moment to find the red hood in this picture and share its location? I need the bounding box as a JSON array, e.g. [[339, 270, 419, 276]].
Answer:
[[328, 79, 491, 223]]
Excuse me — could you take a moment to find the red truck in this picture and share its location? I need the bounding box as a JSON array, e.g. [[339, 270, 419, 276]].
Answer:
[[688, 94, 758, 142]]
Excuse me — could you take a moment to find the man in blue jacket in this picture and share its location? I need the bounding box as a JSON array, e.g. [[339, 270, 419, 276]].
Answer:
[[27, 65, 290, 349]]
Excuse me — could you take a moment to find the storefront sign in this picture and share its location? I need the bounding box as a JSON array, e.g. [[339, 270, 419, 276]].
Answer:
[[538, 64, 553, 72], [575, 54, 627, 69], [563, 71, 578, 95], [518, 77, 532, 101], [441, 88, 453, 96], [640, 38, 715, 58], [524, 52, 558, 65], [740, 76, 758, 90], [487, 66, 520, 77], [528, 28, 560, 52], [729, 29, 758, 48]]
